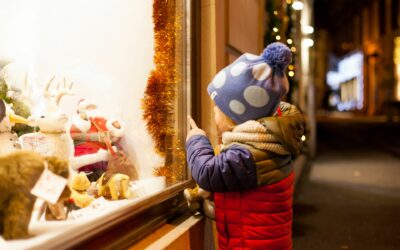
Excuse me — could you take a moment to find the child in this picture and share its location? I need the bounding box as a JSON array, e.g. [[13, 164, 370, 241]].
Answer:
[[186, 42, 304, 250]]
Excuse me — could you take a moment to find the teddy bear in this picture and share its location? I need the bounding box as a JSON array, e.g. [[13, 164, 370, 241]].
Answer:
[[0, 151, 69, 240], [184, 185, 215, 219], [70, 172, 95, 208]]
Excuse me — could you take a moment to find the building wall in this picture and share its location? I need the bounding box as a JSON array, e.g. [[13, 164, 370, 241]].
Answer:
[[314, 30, 330, 110], [201, 0, 265, 145], [315, 0, 400, 115]]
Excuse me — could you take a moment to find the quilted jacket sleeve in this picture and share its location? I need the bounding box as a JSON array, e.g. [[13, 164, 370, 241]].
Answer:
[[186, 135, 258, 192]]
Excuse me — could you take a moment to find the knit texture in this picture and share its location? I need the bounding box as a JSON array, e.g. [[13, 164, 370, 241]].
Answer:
[[262, 42, 292, 76], [207, 42, 291, 124], [222, 120, 289, 155]]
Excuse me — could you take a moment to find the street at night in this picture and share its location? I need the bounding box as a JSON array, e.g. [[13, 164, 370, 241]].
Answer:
[[294, 119, 400, 249]]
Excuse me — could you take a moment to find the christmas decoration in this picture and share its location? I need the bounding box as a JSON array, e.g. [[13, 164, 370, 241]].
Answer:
[[0, 76, 33, 136], [153, 139, 185, 185], [142, 0, 185, 185], [142, 0, 176, 155], [19, 77, 73, 163], [0, 100, 30, 156]]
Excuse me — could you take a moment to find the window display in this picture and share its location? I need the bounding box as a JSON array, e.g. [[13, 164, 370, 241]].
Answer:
[[0, 0, 191, 248], [326, 51, 364, 111], [395, 36, 400, 100]]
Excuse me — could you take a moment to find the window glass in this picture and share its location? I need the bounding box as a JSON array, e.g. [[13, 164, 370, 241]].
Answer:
[[0, 0, 190, 247]]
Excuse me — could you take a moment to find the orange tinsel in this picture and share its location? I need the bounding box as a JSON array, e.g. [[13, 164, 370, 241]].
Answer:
[[142, 0, 176, 156], [153, 140, 185, 185], [143, 0, 185, 185]]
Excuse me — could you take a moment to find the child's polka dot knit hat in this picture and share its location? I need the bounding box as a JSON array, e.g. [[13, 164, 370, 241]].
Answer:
[[207, 42, 291, 124]]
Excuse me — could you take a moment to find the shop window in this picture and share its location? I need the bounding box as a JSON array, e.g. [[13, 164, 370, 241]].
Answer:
[[326, 51, 364, 111], [395, 36, 400, 100], [0, 0, 193, 248]]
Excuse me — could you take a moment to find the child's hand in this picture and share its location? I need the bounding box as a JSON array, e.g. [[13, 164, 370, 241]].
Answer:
[[187, 115, 206, 142]]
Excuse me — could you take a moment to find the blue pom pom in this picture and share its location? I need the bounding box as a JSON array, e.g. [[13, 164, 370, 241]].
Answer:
[[262, 42, 292, 76]]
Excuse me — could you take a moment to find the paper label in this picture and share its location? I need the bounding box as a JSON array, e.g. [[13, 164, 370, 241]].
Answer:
[[20, 134, 50, 155], [31, 168, 68, 204]]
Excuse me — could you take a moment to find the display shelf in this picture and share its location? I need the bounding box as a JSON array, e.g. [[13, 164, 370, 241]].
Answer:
[[1, 179, 193, 250]]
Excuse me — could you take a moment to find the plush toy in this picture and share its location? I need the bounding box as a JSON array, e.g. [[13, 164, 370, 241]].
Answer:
[[70, 172, 95, 208], [44, 173, 95, 220], [70, 99, 126, 182], [0, 151, 69, 240], [184, 185, 215, 219], [0, 76, 33, 137], [97, 173, 132, 200], [44, 186, 72, 221], [0, 100, 30, 156], [19, 77, 74, 165]]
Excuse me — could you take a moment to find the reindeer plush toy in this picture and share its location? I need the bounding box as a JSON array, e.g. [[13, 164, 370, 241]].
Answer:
[[19, 77, 74, 164]]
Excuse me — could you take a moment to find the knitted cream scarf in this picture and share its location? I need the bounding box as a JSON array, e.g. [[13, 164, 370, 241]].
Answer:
[[222, 120, 289, 155]]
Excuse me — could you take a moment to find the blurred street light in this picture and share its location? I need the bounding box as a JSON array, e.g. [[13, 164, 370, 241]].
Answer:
[[303, 25, 314, 34], [302, 38, 314, 47], [292, 1, 304, 10]]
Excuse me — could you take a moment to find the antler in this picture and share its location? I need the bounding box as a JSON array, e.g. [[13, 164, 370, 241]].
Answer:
[[7, 72, 34, 107], [44, 76, 74, 105], [21, 72, 31, 99]]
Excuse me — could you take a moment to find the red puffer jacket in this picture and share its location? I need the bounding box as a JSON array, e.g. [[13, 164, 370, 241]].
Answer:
[[214, 172, 294, 250]]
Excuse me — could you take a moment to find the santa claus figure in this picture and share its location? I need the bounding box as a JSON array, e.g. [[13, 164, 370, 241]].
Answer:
[[70, 99, 125, 182]]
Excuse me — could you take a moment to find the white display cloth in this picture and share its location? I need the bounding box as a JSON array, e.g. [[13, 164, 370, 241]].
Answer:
[[3, 177, 166, 250]]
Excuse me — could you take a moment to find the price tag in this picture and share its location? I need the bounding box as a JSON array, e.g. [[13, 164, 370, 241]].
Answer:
[[31, 167, 68, 204], [20, 134, 50, 155]]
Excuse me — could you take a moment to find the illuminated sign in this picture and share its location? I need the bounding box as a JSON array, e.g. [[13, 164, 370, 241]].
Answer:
[[326, 51, 364, 111], [394, 36, 400, 100]]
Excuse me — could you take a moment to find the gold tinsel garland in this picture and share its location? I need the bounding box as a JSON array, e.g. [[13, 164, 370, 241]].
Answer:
[[142, 0, 184, 185], [142, 0, 176, 156]]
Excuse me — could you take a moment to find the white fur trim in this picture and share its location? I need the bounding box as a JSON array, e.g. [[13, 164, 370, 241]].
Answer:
[[77, 99, 97, 113], [106, 118, 125, 138], [71, 149, 109, 170], [71, 116, 91, 132]]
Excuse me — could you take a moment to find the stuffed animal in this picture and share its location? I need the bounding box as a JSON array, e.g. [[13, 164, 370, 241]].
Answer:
[[19, 77, 74, 165], [70, 172, 95, 208], [44, 172, 95, 219], [0, 100, 31, 156], [44, 186, 72, 221], [0, 76, 33, 137], [0, 151, 69, 240], [97, 173, 132, 200], [184, 185, 215, 219]]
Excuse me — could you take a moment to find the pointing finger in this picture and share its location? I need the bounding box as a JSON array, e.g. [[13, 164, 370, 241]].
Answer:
[[187, 115, 198, 129]]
